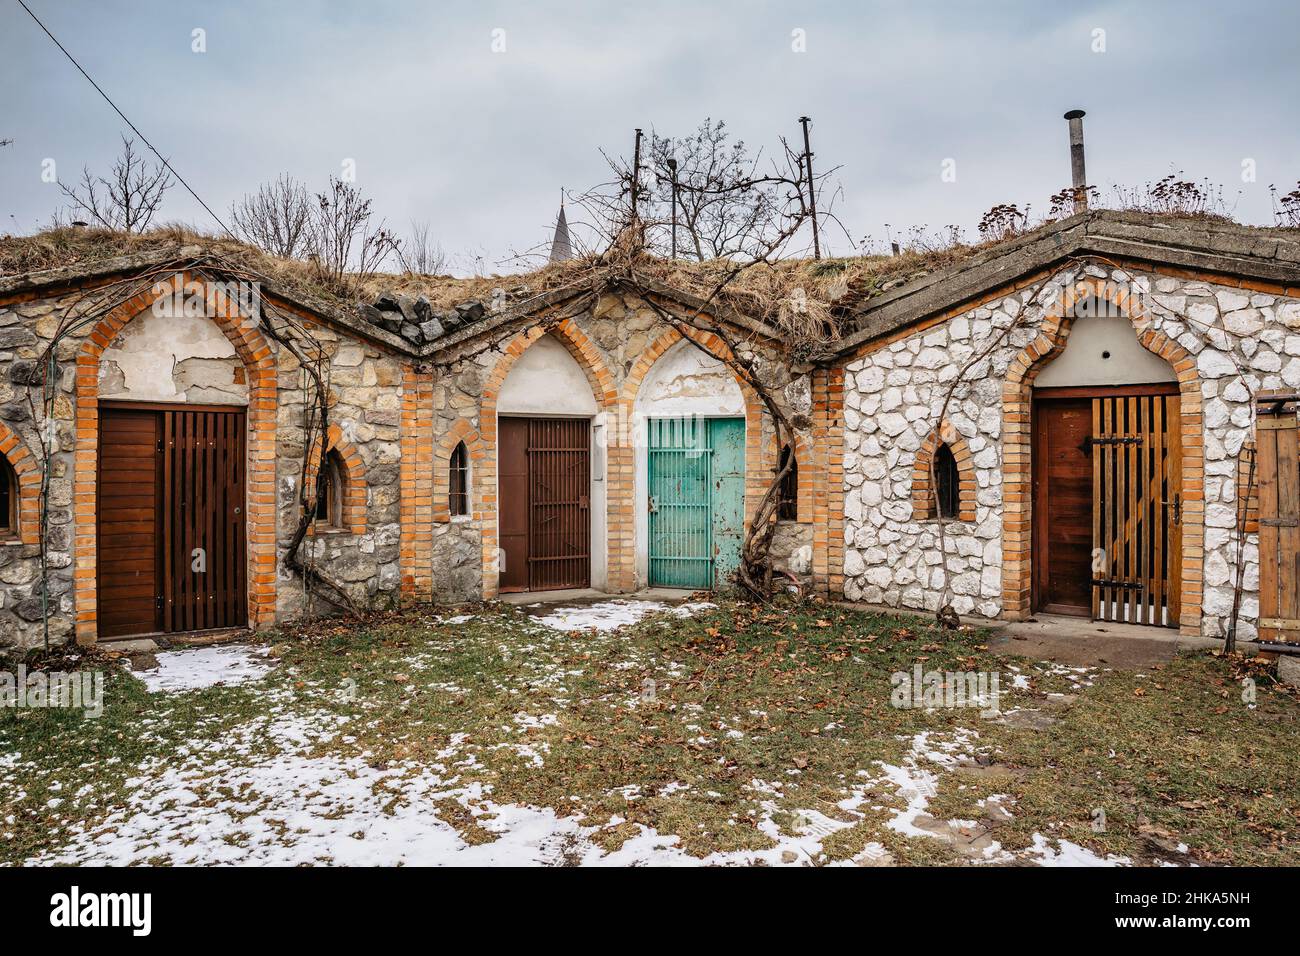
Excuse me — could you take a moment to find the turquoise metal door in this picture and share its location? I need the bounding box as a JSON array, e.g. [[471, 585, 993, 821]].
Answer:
[[648, 417, 744, 589]]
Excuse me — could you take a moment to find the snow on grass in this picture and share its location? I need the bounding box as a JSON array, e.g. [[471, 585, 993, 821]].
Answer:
[[1023, 833, 1132, 867], [533, 599, 715, 633], [133, 645, 272, 693]]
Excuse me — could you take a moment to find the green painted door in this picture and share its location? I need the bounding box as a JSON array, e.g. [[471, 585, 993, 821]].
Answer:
[[648, 417, 745, 589]]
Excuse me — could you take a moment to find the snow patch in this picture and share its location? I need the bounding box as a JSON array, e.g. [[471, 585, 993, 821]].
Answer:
[[133, 645, 271, 693]]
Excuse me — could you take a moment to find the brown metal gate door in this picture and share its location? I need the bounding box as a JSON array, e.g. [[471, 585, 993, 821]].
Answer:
[[526, 418, 590, 590], [497, 416, 591, 592], [1257, 396, 1300, 641], [162, 407, 247, 632], [1091, 390, 1181, 627]]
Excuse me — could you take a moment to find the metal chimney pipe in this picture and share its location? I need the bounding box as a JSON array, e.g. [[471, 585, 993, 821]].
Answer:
[[1063, 109, 1088, 213]]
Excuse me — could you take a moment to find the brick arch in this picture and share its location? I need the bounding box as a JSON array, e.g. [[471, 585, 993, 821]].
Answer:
[[73, 271, 278, 643], [1000, 276, 1204, 635], [912, 422, 977, 522], [434, 417, 485, 523], [614, 326, 768, 592], [304, 422, 369, 534], [0, 421, 42, 545], [478, 317, 617, 598]]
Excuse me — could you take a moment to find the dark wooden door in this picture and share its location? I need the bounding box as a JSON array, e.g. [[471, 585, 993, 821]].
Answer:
[[162, 408, 247, 633], [1257, 396, 1300, 641], [97, 403, 246, 639], [1034, 398, 1093, 615], [498, 416, 531, 592], [97, 408, 164, 638], [497, 416, 591, 592]]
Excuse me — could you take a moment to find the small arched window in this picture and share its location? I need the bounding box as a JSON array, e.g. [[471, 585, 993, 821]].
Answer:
[[0, 456, 15, 537], [776, 444, 798, 521], [449, 441, 469, 517], [314, 450, 345, 528], [933, 443, 960, 520]]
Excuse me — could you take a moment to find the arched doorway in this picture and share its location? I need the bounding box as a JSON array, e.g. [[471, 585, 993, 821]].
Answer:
[[495, 333, 602, 592], [1031, 312, 1182, 625], [633, 338, 746, 589]]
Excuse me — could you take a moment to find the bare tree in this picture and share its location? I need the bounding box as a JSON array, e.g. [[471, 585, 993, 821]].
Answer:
[[397, 219, 447, 275], [306, 177, 400, 295], [59, 135, 172, 233], [647, 120, 783, 260], [230, 174, 312, 258]]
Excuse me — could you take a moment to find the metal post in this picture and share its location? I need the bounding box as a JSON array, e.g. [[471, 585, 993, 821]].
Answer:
[[1064, 109, 1089, 213], [667, 156, 678, 259], [798, 116, 821, 258], [631, 128, 644, 221]]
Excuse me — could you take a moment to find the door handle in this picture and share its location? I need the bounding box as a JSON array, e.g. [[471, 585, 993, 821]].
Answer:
[[648, 495, 658, 513]]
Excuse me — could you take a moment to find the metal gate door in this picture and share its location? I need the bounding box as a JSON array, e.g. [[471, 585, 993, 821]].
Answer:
[[648, 417, 744, 589], [1091, 392, 1181, 626], [526, 418, 591, 590]]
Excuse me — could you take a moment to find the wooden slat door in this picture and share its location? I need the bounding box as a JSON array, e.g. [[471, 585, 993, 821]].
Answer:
[[1257, 400, 1300, 641], [97, 408, 163, 638], [1091, 392, 1181, 627], [162, 408, 247, 632], [97, 403, 246, 639]]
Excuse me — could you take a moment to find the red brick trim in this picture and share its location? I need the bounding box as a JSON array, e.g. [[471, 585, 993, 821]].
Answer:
[[479, 320, 617, 597], [811, 366, 845, 596], [399, 363, 433, 599], [304, 422, 368, 535], [73, 272, 277, 644], [433, 417, 485, 523], [1000, 276, 1204, 636], [911, 423, 977, 522], [0, 422, 42, 545]]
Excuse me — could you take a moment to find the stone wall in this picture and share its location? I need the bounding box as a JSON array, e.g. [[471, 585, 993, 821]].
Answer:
[[841, 263, 1300, 639], [0, 278, 408, 651], [409, 290, 817, 599]]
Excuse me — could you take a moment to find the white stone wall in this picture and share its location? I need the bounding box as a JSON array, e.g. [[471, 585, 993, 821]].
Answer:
[[842, 263, 1300, 638]]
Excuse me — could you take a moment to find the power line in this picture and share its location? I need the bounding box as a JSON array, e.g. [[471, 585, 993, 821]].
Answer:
[[16, 0, 233, 235]]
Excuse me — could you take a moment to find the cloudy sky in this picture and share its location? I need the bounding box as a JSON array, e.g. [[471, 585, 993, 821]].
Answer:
[[3, 0, 1297, 273]]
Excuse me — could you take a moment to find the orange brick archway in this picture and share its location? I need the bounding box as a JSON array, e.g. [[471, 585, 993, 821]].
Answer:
[[433, 417, 485, 523], [0, 421, 43, 545], [305, 423, 369, 535], [73, 272, 278, 644], [1000, 277, 1204, 636], [615, 327, 769, 592], [478, 318, 618, 597]]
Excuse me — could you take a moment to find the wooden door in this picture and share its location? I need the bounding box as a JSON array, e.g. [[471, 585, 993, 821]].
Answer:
[[97, 403, 246, 639], [497, 416, 591, 592], [1091, 392, 1181, 626], [97, 408, 164, 638], [1034, 399, 1094, 615], [1256, 397, 1299, 641], [162, 408, 247, 632], [498, 417, 531, 592]]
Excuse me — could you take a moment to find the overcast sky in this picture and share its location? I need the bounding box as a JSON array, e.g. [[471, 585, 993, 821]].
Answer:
[[3, 0, 1298, 274]]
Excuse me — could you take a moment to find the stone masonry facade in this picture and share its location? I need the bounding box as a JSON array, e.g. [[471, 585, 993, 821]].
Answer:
[[840, 262, 1300, 639]]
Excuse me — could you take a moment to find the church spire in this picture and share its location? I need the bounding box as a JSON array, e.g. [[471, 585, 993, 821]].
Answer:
[[549, 194, 573, 263]]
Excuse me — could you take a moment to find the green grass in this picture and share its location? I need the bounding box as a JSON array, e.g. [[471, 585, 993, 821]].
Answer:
[[2, 599, 1298, 866]]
